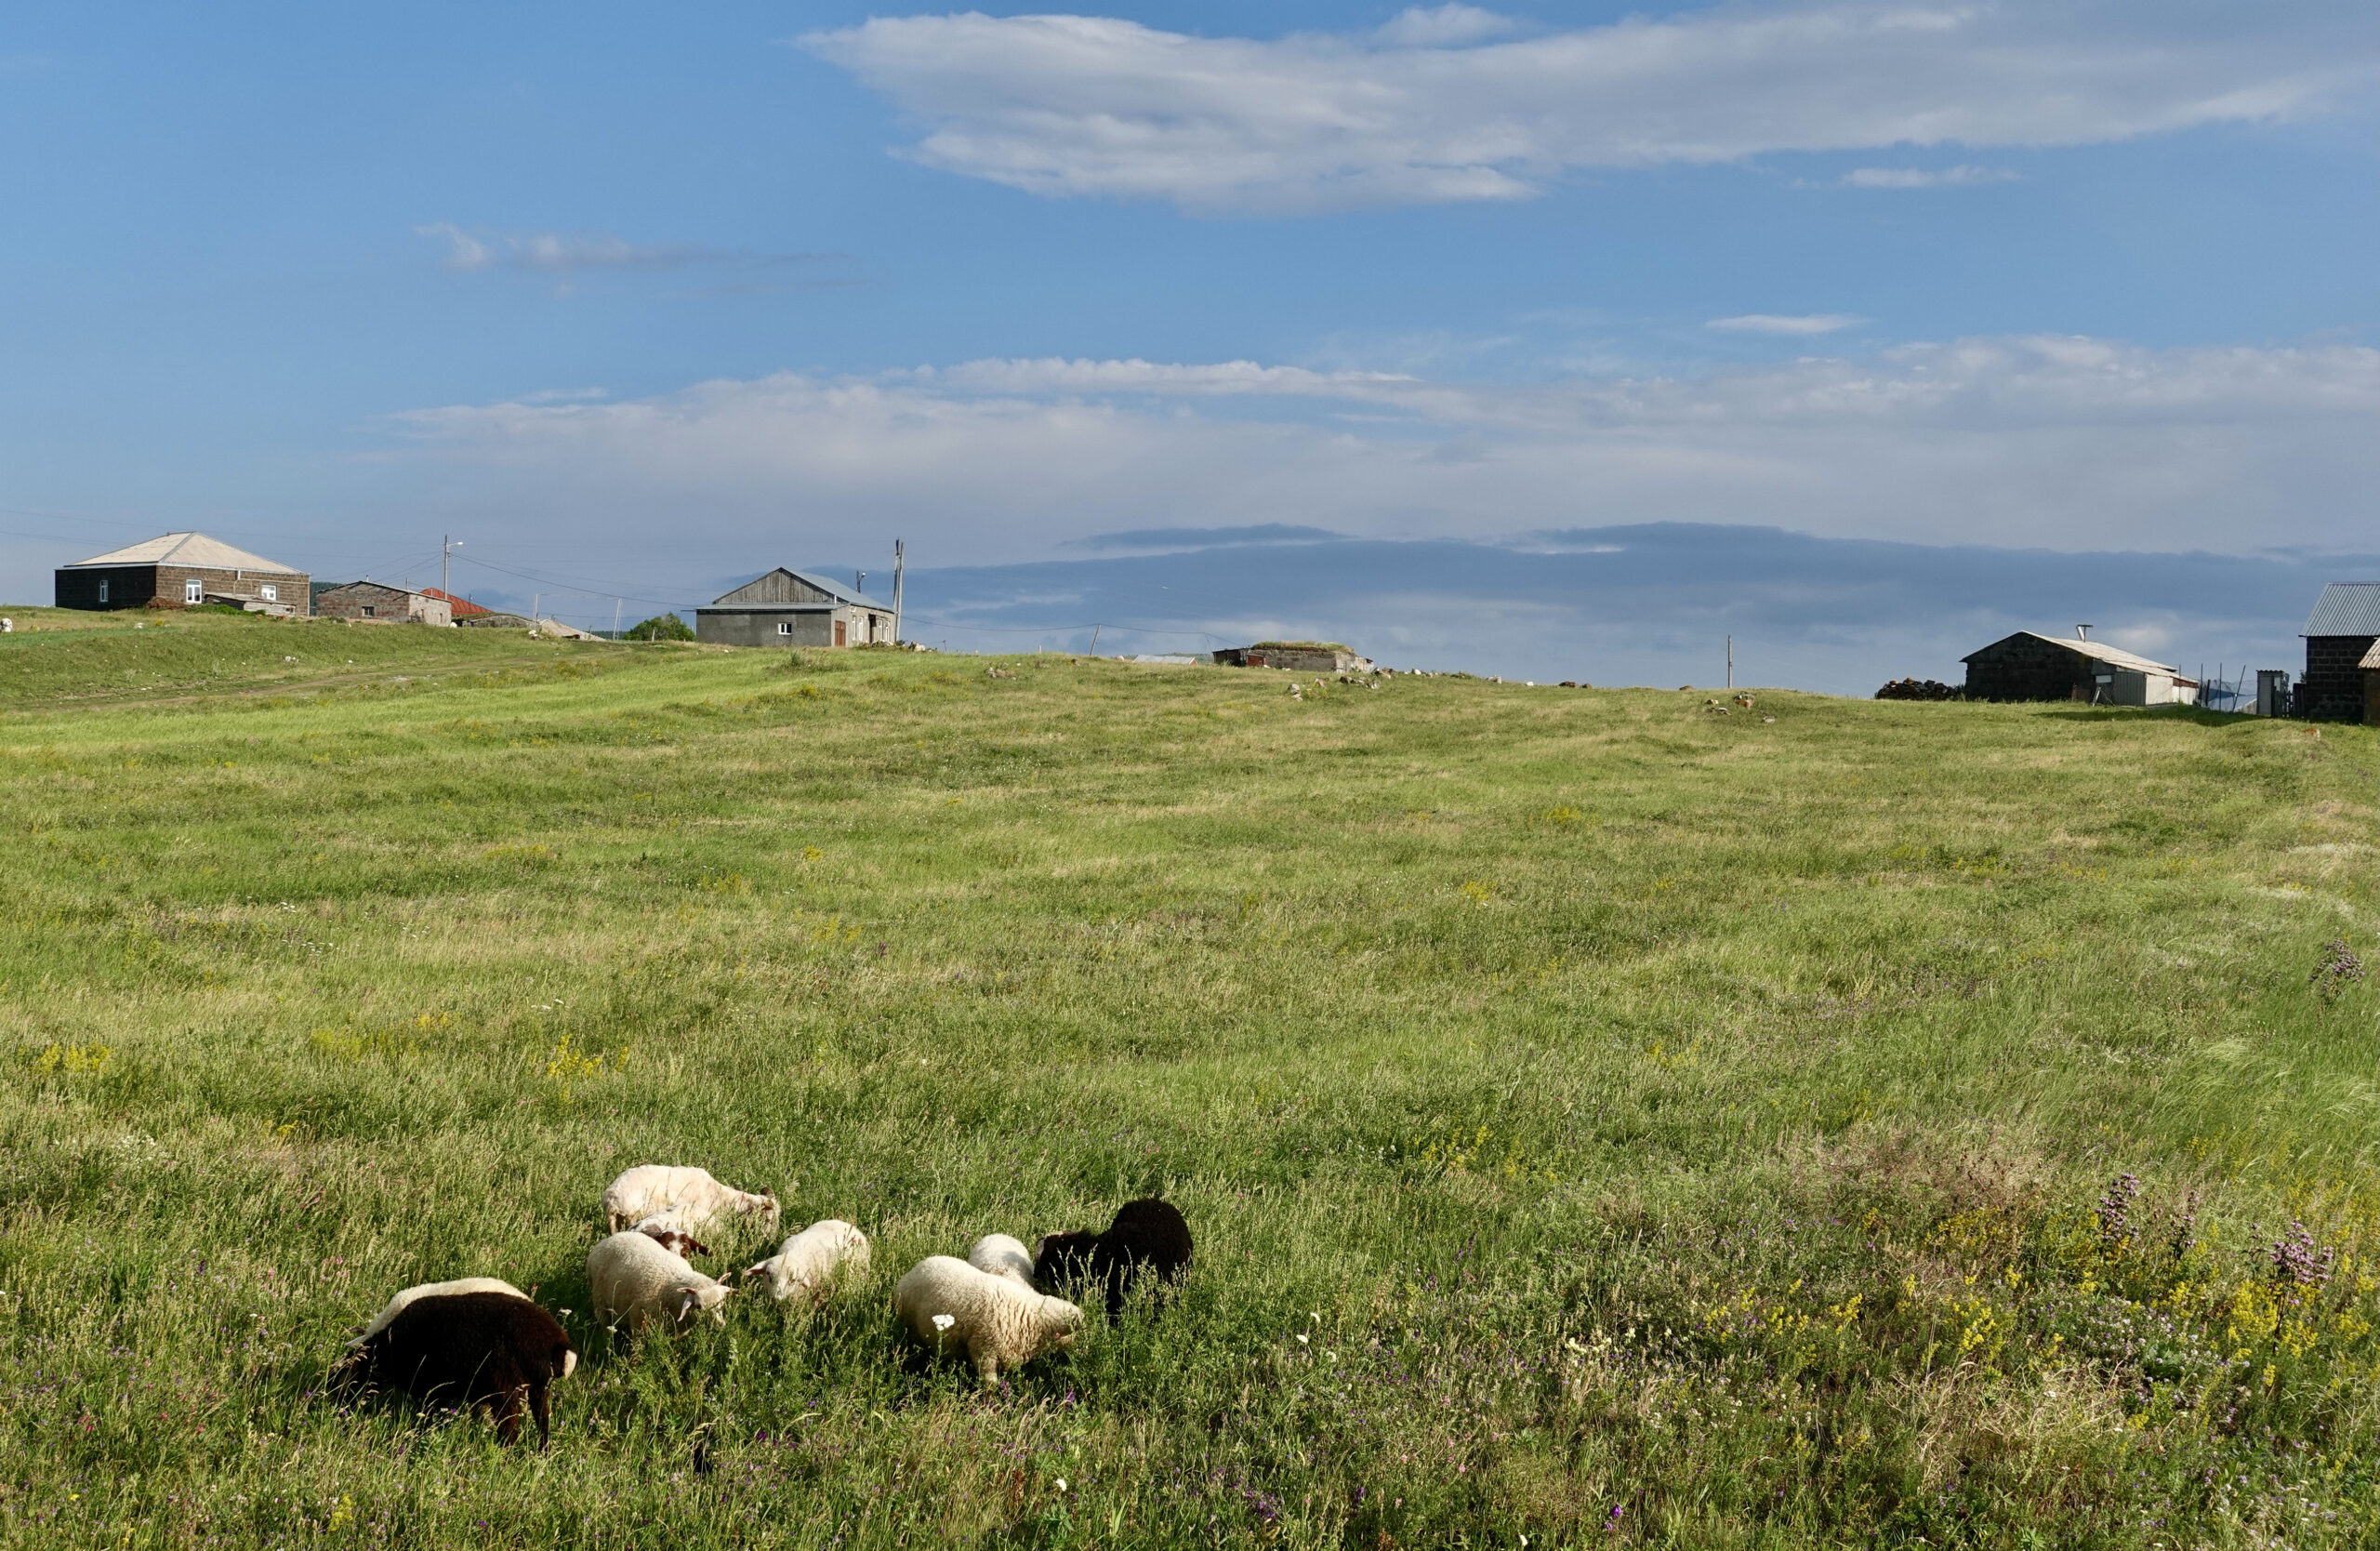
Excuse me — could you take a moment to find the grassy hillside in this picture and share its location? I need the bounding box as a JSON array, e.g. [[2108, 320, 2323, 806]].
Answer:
[[1, 616, 2373, 1548]]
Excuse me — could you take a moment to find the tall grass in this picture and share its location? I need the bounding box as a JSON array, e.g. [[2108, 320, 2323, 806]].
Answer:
[[0, 621, 2373, 1547]]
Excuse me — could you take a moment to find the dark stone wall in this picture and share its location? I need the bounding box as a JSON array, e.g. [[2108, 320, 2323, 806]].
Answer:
[[1961, 636, 2091, 701], [2304, 635, 2375, 722], [55, 566, 155, 610]]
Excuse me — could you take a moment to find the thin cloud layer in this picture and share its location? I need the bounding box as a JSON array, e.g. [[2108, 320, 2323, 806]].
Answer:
[[801, 2, 2372, 213], [388, 337, 2380, 563], [415, 224, 818, 273], [1841, 165, 2023, 188], [1706, 313, 1864, 335]]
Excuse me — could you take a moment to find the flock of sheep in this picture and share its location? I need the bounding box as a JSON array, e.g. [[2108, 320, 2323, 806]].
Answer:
[[328, 1165, 1194, 1449]]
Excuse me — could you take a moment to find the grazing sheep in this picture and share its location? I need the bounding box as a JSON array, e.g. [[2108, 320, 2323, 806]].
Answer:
[[1034, 1198, 1194, 1318], [744, 1219, 870, 1301], [336, 1292, 576, 1449], [966, 1233, 1036, 1287], [600, 1165, 779, 1236], [347, 1277, 526, 1347], [630, 1214, 712, 1260], [588, 1229, 734, 1333], [893, 1255, 1082, 1383]]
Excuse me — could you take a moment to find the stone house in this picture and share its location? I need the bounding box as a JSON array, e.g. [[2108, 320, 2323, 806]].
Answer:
[[312, 581, 454, 626], [2297, 582, 2380, 722], [1214, 642, 1373, 672], [695, 569, 894, 647], [55, 532, 308, 616], [1960, 630, 2198, 706]]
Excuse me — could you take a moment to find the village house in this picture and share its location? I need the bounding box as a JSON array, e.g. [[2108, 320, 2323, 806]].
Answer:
[[1213, 641, 1373, 673], [1960, 630, 2199, 706], [55, 532, 308, 616], [695, 569, 894, 648], [2297, 582, 2380, 722], [312, 581, 454, 626]]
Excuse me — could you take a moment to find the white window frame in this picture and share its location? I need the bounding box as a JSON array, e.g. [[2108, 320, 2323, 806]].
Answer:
[[258, 584, 277, 602], [98, 578, 110, 603], [184, 578, 204, 603], [777, 622, 795, 636]]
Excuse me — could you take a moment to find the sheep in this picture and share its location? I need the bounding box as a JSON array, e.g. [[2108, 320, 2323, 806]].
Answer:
[[744, 1219, 870, 1301], [588, 1229, 735, 1333], [630, 1214, 712, 1260], [966, 1233, 1037, 1287], [347, 1277, 527, 1347], [1034, 1198, 1194, 1319], [892, 1255, 1082, 1383], [600, 1165, 778, 1236], [334, 1292, 576, 1449]]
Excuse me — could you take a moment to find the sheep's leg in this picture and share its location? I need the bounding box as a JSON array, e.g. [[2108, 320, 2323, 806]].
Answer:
[[528, 1376, 552, 1452], [488, 1370, 527, 1446], [973, 1350, 1001, 1385]]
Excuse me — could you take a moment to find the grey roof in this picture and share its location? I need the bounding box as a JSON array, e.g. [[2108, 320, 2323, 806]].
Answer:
[[707, 567, 890, 610], [2300, 582, 2380, 638], [62, 531, 301, 574], [782, 569, 889, 609], [1962, 630, 2177, 676]]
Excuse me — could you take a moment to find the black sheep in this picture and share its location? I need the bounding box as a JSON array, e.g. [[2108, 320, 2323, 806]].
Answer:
[[336, 1291, 577, 1449], [1034, 1198, 1194, 1318]]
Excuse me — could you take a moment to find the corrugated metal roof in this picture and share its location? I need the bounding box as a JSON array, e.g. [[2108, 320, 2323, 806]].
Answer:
[[708, 568, 891, 610], [1963, 630, 2178, 676], [2300, 582, 2380, 638], [62, 531, 300, 574], [784, 569, 890, 610]]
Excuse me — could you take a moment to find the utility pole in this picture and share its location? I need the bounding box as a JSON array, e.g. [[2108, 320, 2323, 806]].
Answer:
[[614, 598, 624, 637], [1726, 636, 1734, 690], [443, 536, 460, 600], [891, 538, 905, 645], [532, 593, 540, 635]]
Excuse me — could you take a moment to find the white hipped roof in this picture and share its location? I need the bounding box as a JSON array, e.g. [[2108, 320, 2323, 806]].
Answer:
[[62, 532, 301, 574]]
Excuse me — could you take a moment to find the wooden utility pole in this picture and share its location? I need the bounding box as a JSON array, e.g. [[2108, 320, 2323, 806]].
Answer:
[[891, 538, 905, 644], [1726, 636, 1734, 690]]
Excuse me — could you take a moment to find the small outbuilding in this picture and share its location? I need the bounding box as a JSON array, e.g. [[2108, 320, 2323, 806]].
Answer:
[[312, 581, 454, 626], [56, 532, 308, 616], [2298, 582, 2380, 722], [695, 569, 894, 648], [1960, 630, 2199, 706], [1214, 641, 1373, 673]]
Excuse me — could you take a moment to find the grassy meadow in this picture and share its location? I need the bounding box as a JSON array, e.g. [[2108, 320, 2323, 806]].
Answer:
[[1, 610, 2374, 1549]]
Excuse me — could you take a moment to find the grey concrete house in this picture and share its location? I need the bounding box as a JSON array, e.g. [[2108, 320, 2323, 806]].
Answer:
[[56, 532, 308, 616], [1961, 630, 2199, 706], [696, 569, 894, 648], [313, 580, 454, 626], [2298, 582, 2380, 722]]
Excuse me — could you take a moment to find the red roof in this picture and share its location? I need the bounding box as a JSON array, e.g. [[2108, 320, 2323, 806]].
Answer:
[[419, 587, 492, 617]]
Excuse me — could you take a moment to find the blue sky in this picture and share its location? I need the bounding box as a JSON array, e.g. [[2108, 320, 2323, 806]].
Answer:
[[2, 2, 2373, 686]]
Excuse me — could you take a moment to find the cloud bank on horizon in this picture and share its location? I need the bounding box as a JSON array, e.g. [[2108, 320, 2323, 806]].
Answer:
[[803, 1, 2373, 212], [392, 336, 2380, 563]]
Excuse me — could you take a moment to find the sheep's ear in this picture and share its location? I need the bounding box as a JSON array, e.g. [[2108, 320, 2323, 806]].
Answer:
[[678, 1288, 701, 1322]]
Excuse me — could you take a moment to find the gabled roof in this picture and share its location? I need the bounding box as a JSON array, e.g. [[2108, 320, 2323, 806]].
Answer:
[[318, 579, 433, 599], [420, 587, 492, 616], [1962, 630, 2178, 676], [709, 567, 890, 610], [61, 531, 301, 574], [2301, 582, 2380, 638]]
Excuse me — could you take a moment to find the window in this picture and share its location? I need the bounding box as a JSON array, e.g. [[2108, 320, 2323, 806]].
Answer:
[[185, 578, 203, 603], [361, 605, 376, 618], [777, 622, 795, 636], [98, 579, 109, 603], [258, 584, 277, 602]]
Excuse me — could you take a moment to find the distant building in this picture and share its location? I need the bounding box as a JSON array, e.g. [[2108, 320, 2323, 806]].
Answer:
[[1214, 641, 1373, 673], [56, 532, 308, 616], [312, 581, 454, 626], [696, 569, 894, 648], [1960, 630, 2199, 706], [2298, 582, 2380, 722]]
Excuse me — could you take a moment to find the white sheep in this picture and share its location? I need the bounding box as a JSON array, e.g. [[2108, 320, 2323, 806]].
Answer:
[[588, 1229, 734, 1333], [893, 1255, 1082, 1383], [744, 1220, 871, 1301], [347, 1277, 526, 1347], [966, 1233, 1037, 1287], [600, 1165, 779, 1236]]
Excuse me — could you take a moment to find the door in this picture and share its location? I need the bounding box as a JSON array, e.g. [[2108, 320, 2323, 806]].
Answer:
[[834, 618, 846, 646]]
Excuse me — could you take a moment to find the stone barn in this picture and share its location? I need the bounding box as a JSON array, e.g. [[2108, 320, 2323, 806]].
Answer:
[[2297, 582, 2380, 722], [1214, 641, 1373, 672], [313, 581, 454, 626], [696, 569, 893, 648], [56, 532, 308, 616], [1960, 630, 2199, 706]]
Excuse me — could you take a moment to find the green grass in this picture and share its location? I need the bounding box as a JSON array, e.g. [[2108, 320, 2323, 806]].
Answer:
[[0, 616, 2373, 1549]]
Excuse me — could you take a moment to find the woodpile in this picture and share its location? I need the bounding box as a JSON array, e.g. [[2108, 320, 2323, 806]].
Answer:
[[1874, 678, 1961, 700]]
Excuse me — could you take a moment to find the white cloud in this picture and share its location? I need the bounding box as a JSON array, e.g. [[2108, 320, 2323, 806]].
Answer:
[[1841, 165, 2023, 188], [800, 2, 2371, 213], [1705, 313, 1865, 336], [415, 224, 780, 273], [385, 337, 2380, 565]]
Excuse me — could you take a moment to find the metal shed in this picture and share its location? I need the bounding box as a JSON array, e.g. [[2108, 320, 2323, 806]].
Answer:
[[1960, 631, 2199, 706], [695, 569, 894, 648]]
